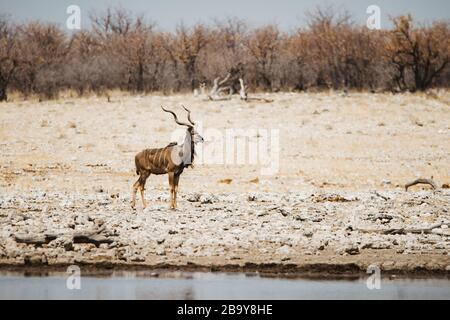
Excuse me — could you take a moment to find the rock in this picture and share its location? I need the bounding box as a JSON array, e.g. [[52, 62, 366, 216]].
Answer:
[[98, 198, 111, 206], [75, 214, 89, 225], [200, 194, 215, 204], [303, 231, 313, 238], [435, 242, 447, 250], [129, 255, 145, 262], [155, 246, 166, 256], [257, 211, 268, 217], [340, 245, 360, 255], [24, 253, 47, 265], [108, 242, 118, 249], [313, 194, 357, 203], [60, 199, 74, 208], [278, 208, 290, 217], [62, 238, 74, 251], [382, 261, 395, 268], [371, 213, 394, 222], [95, 219, 105, 227], [316, 241, 328, 251], [362, 241, 391, 250], [187, 193, 201, 202], [91, 253, 113, 262], [277, 245, 291, 255], [116, 248, 127, 261]]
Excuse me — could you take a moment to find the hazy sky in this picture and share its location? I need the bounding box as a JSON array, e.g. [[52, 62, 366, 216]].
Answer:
[[0, 0, 449, 31]]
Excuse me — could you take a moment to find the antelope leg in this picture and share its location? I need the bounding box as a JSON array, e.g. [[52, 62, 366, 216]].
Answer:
[[173, 174, 180, 209], [168, 172, 175, 209], [140, 186, 147, 209], [131, 180, 139, 209]]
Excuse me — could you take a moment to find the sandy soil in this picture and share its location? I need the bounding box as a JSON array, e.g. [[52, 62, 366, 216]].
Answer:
[[0, 91, 449, 275]]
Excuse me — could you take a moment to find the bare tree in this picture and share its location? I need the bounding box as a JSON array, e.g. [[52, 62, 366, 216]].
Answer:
[[90, 8, 164, 93], [90, 6, 133, 39], [162, 24, 209, 91], [244, 25, 280, 90], [14, 22, 68, 99], [284, 31, 312, 90], [387, 15, 450, 91], [0, 16, 17, 101]]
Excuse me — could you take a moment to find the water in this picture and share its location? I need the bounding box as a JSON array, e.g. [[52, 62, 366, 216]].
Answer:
[[0, 271, 449, 300]]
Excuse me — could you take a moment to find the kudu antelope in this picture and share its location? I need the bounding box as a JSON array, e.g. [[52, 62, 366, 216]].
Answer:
[[132, 106, 204, 210]]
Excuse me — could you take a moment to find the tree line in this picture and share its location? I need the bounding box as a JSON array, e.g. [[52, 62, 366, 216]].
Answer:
[[0, 7, 449, 101]]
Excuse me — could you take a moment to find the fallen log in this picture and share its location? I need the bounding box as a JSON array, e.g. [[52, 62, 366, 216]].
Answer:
[[14, 233, 58, 245], [72, 226, 113, 247], [73, 233, 113, 246], [372, 190, 389, 201], [356, 222, 446, 235], [405, 178, 438, 191], [207, 74, 233, 101], [239, 78, 274, 103], [14, 226, 114, 247]]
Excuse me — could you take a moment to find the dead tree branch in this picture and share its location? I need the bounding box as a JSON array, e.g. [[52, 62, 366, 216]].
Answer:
[[356, 222, 446, 235], [207, 73, 232, 100], [405, 178, 438, 191], [72, 226, 113, 246], [239, 78, 274, 103], [14, 233, 58, 245], [14, 226, 114, 247]]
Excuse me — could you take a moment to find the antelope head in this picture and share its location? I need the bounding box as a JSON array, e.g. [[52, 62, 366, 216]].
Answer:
[[161, 105, 204, 144]]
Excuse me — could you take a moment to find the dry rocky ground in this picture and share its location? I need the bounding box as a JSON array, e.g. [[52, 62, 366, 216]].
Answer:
[[0, 91, 449, 275]]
